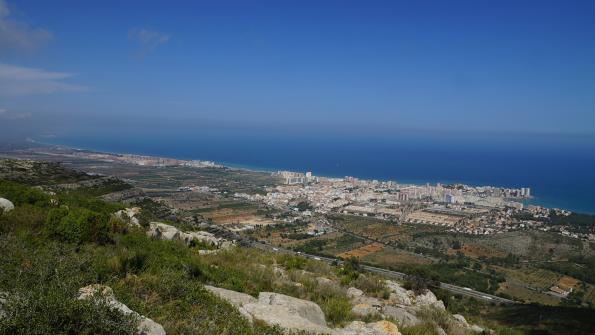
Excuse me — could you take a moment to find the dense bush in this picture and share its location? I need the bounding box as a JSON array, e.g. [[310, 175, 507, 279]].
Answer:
[[0, 179, 50, 207], [45, 206, 116, 244]]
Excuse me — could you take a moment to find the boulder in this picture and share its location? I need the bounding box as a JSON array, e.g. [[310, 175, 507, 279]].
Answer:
[[78, 284, 166, 335], [385, 280, 414, 306], [381, 306, 421, 328], [435, 326, 447, 335], [204, 285, 256, 322], [453, 314, 469, 328], [415, 290, 445, 310], [147, 222, 182, 241], [346, 287, 364, 299], [147, 222, 222, 247], [336, 320, 401, 335], [316, 277, 334, 285], [243, 292, 331, 334], [187, 230, 221, 247], [351, 303, 379, 317], [0, 198, 14, 213], [204, 285, 256, 306], [470, 324, 485, 333], [115, 207, 141, 227]]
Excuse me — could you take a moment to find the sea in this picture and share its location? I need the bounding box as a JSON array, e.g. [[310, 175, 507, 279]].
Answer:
[[44, 129, 595, 214]]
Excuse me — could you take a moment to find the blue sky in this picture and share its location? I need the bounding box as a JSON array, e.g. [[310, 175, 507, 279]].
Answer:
[[1, 0, 595, 139]]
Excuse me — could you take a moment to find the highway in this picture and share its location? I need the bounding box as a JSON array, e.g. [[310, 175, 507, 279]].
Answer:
[[249, 241, 517, 305], [205, 225, 517, 305]]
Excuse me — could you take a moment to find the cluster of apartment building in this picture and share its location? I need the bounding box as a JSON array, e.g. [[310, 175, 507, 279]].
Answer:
[[234, 170, 593, 241]]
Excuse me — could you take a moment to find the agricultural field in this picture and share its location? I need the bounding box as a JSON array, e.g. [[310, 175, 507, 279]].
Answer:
[[336, 243, 383, 259], [362, 248, 434, 267]]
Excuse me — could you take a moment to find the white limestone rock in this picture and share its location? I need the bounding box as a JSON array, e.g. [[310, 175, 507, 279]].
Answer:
[[115, 207, 142, 227], [147, 222, 222, 247], [384, 280, 414, 306], [0, 198, 14, 213], [78, 284, 166, 335], [204, 285, 257, 322], [415, 289, 445, 310], [453, 314, 469, 327], [316, 277, 334, 285], [351, 303, 380, 317], [381, 306, 421, 328], [335, 320, 402, 335], [243, 292, 332, 334], [346, 287, 364, 299], [470, 324, 485, 333]]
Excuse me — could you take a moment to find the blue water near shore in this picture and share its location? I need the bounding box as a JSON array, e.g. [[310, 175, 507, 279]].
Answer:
[[45, 130, 595, 214]]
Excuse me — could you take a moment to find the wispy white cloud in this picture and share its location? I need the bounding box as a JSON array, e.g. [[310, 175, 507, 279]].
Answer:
[[0, 0, 53, 54], [0, 62, 88, 96], [128, 28, 170, 57], [0, 107, 31, 119]]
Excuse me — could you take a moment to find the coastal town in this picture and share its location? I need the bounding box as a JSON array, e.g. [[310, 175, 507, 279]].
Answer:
[[231, 170, 592, 241]]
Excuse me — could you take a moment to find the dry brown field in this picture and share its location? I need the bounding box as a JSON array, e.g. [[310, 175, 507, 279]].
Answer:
[[336, 243, 384, 259]]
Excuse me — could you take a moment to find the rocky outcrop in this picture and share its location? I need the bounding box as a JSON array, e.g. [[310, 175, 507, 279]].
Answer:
[[384, 280, 445, 310], [205, 285, 403, 335], [0, 198, 14, 213], [380, 306, 420, 328], [351, 303, 380, 318], [316, 277, 334, 285], [470, 324, 485, 333], [415, 290, 445, 310], [204, 285, 256, 322], [336, 320, 402, 335], [453, 314, 469, 327], [147, 222, 225, 248], [385, 280, 414, 306], [115, 207, 141, 227], [78, 284, 166, 335], [244, 292, 331, 334], [453, 314, 484, 333], [346, 287, 364, 299]]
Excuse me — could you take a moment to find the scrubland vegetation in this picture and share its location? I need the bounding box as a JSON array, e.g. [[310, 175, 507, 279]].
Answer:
[[1, 161, 594, 334]]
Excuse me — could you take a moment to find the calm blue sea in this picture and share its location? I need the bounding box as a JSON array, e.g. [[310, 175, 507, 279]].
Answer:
[[45, 130, 595, 214]]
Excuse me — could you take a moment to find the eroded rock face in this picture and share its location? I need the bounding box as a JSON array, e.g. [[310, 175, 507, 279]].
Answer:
[[78, 284, 166, 335], [0, 198, 14, 213]]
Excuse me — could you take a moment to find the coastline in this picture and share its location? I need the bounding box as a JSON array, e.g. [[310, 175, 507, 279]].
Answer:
[[33, 140, 575, 211], [32, 135, 595, 214]]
